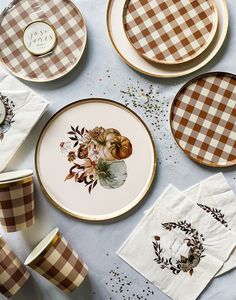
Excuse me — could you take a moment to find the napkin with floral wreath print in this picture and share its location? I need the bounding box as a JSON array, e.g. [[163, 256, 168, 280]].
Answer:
[[144, 173, 236, 277], [118, 185, 236, 300], [183, 173, 236, 277], [0, 70, 49, 171]]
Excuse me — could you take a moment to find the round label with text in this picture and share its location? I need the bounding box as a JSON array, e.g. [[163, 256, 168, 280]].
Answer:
[[23, 21, 57, 56]]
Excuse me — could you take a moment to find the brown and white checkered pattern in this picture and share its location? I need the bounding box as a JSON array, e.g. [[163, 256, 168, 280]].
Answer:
[[171, 73, 236, 167], [123, 0, 217, 64], [0, 238, 30, 299], [28, 232, 88, 293], [0, 0, 86, 81], [0, 178, 35, 232]]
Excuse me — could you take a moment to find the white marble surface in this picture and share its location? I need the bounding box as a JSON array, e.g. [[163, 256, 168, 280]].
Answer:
[[0, 0, 236, 299]]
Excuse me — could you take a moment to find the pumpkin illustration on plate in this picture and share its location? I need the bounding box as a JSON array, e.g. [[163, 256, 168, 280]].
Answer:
[[60, 125, 133, 193], [109, 135, 132, 160]]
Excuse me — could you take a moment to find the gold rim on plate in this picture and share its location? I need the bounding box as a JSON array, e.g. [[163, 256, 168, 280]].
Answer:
[[106, 0, 229, 78], [35, 98, 157, 221]]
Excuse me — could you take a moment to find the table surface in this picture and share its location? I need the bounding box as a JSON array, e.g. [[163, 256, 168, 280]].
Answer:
[[0, 0, 236, 299]]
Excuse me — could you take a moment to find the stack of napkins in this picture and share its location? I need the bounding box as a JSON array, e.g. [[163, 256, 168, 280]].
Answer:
[[0, 70, 49, 171], [118, 173, 236, 300]]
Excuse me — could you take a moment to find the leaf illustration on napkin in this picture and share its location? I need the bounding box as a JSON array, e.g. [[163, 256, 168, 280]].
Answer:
[[153, 221, 205, 276]]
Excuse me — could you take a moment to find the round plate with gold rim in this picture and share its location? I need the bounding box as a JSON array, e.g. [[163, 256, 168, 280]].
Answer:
[[0, 0, 87, 82], [170, 72, 236, 167], [35, 99, 156, 221], [107, 0, 228, 78]]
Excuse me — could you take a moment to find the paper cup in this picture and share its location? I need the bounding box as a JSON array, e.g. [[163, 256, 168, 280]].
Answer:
[[25, 228, 88, 293], [0, 170, 35, 232], [0, 237, 30, 299]]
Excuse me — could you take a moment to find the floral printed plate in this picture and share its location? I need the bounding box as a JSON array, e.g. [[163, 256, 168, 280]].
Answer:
[[35, 99, 156, 221], [0, 0, 87, 82]]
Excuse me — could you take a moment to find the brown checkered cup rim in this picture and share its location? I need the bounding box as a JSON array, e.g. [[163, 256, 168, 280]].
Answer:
[[0, 0, 87, 82], [0, 170, 33, 183], [122, 0, 219, 65], [25, 228, 60, 267], [170, 71, 236, 167], [0, 176, 33, 189]]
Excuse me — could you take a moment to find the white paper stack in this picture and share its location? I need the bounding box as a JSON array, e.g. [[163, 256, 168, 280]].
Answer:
[[0, 70, 49, 171], [118, 173, 236, 300]]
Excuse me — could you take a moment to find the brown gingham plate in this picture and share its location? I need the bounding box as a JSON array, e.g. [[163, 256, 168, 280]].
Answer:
[[0, 0, 87, 82], [171, 72, 236, 167], [123, 0, 218, 65]]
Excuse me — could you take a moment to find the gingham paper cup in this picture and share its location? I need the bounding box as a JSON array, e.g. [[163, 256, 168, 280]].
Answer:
[[0, 172, 35, 232], [25, 228, 88, 293], [0, 237, 30, 299]]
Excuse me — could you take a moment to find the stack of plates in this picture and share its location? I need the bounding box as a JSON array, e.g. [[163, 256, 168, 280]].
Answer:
[[0, 0, 87, 82], [107, 0, 228, 78]]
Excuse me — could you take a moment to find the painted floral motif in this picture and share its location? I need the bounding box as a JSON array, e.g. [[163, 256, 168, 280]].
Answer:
[[0, 93, 15, 141], [153, 221, 205, 276], [60, 126, 132, 193], [197, 203, 229, 228]]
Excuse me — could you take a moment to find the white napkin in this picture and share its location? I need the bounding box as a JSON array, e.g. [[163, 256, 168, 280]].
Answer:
[[118, 185, 236, 300], [0, 70, 49, 172], [184, 173, 236, 276]]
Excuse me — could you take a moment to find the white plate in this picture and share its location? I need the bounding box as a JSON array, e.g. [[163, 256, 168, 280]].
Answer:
[[35, 99, 156, 221], [107, 0, 228, 78]]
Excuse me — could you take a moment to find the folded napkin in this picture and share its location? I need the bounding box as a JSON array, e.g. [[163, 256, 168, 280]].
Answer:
[[144, 173, 236, 277], [184, 173, 236, 276], [118, 185, 236, 300], [0, 70, 49, 171]]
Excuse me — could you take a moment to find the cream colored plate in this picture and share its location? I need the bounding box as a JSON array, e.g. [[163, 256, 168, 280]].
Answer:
[[107, 0, 228, 78], [35, 99, 156, 221]]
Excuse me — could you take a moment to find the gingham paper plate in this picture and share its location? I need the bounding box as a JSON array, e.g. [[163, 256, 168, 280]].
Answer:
[[123, 0, 218, 65], [107, 0, 228, 78], [0, 0, 87, 82], [171, 72, 236, 167]]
